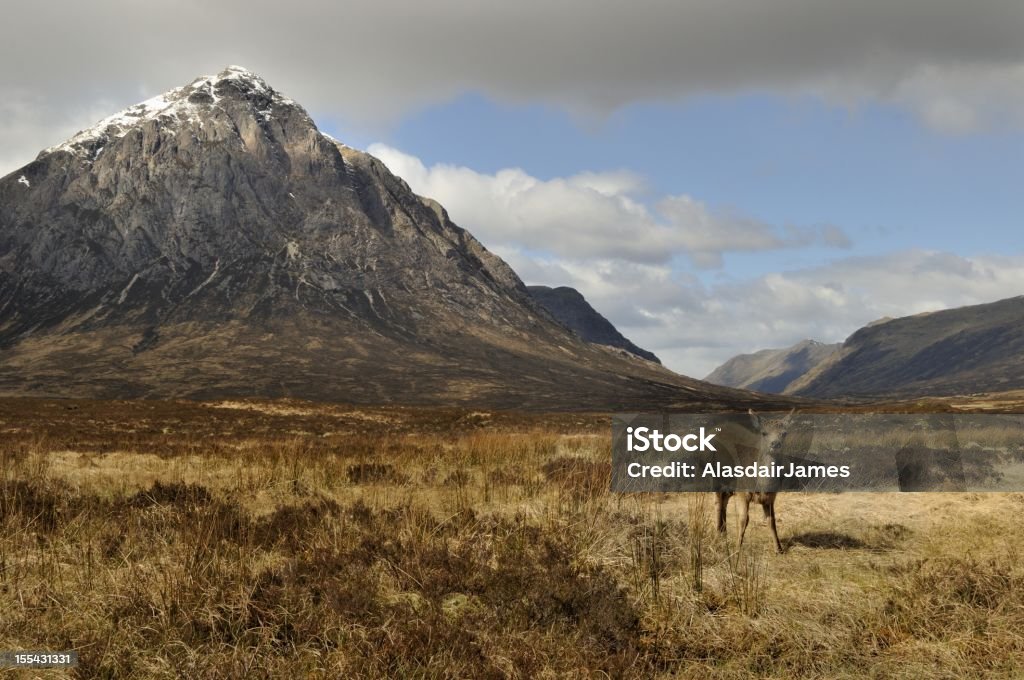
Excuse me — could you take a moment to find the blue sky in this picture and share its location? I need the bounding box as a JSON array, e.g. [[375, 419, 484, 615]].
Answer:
[[319, 90, 1024, 375], [330, 91, 1023, 269], [3, 0, 1024, 377]]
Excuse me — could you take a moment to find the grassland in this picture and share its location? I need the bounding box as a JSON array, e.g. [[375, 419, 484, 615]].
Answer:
[[1, 398, 1023, 678]]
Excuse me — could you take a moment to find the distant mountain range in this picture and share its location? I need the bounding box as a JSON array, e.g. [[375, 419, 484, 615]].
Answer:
[[526, 286, 660, 363], [707, 296, 1024, 399], [0, 66, 790, 411], [704, 339, 839, 393]]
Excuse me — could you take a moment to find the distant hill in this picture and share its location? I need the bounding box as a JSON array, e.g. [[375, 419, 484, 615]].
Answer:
[[790, 296, 1024, 398], [704, 340, 839, 393], [527, 286, 660, 363]]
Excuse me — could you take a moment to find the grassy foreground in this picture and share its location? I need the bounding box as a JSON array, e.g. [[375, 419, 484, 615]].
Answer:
[[1, 399, 1023, 678]]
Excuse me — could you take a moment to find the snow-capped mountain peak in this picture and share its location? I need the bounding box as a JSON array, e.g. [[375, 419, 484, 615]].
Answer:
[[40, 65, 299, 161]]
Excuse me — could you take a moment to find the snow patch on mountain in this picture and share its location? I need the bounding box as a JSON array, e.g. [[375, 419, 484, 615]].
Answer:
[[39, 65, 297, 161]]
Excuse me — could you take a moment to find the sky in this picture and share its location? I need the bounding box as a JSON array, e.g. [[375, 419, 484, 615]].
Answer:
[[2, 1, 1023, 377]]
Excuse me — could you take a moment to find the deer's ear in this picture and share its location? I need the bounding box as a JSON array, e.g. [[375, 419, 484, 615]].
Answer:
[[748, 408, 761, 430]]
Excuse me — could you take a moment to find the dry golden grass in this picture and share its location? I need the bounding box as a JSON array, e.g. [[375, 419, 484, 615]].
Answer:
[[1, 399, 1024, 678]]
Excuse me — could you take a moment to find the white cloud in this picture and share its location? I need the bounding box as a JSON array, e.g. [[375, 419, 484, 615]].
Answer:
[[888, 63, 1024, 134], [369, 143, 846, 268]]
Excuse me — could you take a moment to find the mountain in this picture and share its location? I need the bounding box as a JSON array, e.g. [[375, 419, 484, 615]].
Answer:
[[526, 286, 660, 363], [704, 339, 839, 393], [789, 296, 1024, 398], [0, 66, 788, 410]]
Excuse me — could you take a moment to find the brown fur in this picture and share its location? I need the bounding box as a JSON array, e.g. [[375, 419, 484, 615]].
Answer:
[[716, 409, 794, 553], [716, 490, 782, 553]]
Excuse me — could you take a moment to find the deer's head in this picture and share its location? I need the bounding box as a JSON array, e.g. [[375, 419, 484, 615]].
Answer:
[[748, 408, 796, 456]]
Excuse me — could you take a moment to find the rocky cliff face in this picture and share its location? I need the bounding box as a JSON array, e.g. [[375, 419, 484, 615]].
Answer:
[[527, 286, 660, 363], [2, 67, 523, 332], [0, 66, 785, 410]]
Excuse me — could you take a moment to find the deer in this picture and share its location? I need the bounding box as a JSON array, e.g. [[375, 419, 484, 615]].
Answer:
[[715, 408, 795, 554]]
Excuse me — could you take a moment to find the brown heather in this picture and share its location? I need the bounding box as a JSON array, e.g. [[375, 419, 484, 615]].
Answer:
[[1, 398, 1024, 678]]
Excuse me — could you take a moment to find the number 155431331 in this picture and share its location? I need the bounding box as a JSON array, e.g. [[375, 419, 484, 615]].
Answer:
[[0, 651, 79, 668]]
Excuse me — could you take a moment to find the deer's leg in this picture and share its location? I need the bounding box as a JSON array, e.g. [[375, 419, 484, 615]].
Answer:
[[716, 492, 731, 534], [737, 494, 751, 549], [766, 497, 783, 554]]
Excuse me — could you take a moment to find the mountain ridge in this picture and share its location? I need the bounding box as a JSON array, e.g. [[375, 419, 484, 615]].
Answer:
[[526, 285, 660, 363], [789, 296, 1024, 399], [704, 339, 839, 393]]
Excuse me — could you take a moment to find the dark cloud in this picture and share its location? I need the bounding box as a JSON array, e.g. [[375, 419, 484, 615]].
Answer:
[[2, 0, 1024, 174]]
